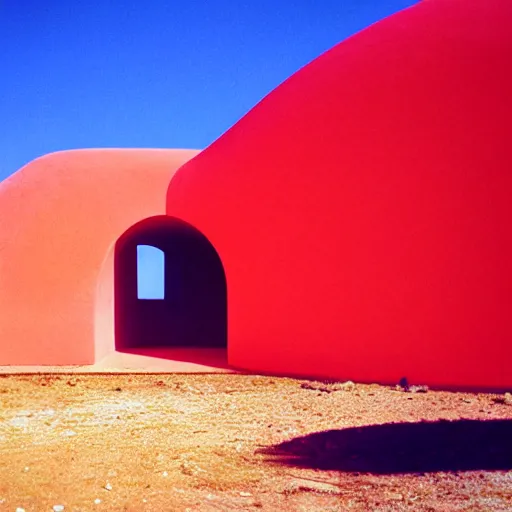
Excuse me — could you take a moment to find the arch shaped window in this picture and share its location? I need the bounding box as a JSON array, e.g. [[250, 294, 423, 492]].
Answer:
[[137, 245, 165, 299]]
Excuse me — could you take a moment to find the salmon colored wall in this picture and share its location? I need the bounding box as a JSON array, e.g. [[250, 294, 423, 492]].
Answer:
[[0, 149, 198, 365], [166, 0, 512, 390]]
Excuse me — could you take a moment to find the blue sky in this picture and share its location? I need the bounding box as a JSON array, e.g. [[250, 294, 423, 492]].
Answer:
[[0, 0, 416, 183]]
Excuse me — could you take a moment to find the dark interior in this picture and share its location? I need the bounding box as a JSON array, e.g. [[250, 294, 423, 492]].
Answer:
[[114, 216, 227, 349]]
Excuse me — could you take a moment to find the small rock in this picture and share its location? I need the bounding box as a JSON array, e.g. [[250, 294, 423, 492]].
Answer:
[[16, 508, 26, 512], [493, 392, 512, 405], [398, 377, 409, 390], [283, 479, 344, 495], [142, 498, 147, 503], [409, 385, 429, 393], [387, 493, 404, 501], [240, 491, 252, 497], [338, 380, 356, 391], [300, 380, 355, 393], [162, 471, 168, 477], [301, 381, 329, 392], [23, 467, 29, 472], [104, 482, 112, 491], [62, 430, 77, 437], [396, 378, 428, 393], [53, 506, 65, 512], [94, 499, 102, 504], [180, 459, 205, 476], [10, 417, 29, 428]]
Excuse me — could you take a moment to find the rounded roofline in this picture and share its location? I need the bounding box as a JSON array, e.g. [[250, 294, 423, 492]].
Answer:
[[1, 148, 201, 188]]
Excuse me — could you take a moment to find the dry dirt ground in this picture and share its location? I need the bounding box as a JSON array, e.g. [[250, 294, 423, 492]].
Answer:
[[0, 373, 511, 512]]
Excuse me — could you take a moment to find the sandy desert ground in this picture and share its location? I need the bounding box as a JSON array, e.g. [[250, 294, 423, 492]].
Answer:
[[1, 373, 511, 511]]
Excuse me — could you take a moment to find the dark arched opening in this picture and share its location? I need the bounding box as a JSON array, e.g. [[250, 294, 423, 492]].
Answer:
[[114, 216, 227, 350]]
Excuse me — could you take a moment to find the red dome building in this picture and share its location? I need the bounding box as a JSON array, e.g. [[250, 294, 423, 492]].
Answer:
[[0, 0, 510, 390], [166, 0, 512, 389]]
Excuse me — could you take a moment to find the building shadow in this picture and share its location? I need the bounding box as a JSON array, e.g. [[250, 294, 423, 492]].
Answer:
[[257, 419, 512, 474], [116, 347, 237, 371]]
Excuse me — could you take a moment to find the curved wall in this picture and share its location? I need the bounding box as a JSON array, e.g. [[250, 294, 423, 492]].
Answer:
[[0, 148, 198, 365], [166, 0, 512, 389]]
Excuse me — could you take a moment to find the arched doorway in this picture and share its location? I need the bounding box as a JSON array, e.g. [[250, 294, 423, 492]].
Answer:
[[114, 216, 227, 350]]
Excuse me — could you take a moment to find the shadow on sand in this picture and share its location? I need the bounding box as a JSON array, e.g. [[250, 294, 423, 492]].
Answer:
[[257, 419, 512, 474], [116, 347, 236, 371]]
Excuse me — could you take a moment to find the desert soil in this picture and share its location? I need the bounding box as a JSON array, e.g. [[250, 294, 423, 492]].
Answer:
[[0, 373, 511, 512]]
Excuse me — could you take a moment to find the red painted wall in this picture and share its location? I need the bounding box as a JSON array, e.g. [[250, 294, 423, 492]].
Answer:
[[166, 0, 512, 389], [0, 149, 198, 365]]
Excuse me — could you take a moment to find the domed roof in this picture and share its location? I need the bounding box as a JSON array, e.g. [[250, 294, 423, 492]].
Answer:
[[0, 149, 198, 365], [167, 0, 512, 389]]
